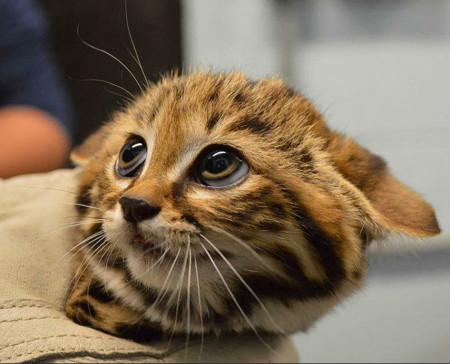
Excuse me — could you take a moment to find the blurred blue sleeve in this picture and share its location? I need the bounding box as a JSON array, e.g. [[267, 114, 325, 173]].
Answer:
[[0, 0, 74, 140]]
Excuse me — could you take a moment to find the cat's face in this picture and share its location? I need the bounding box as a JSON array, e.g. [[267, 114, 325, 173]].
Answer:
[[72, 72, 440, 335]]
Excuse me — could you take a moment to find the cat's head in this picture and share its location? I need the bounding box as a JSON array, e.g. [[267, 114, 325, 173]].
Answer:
[[72, 72, 440, 335]]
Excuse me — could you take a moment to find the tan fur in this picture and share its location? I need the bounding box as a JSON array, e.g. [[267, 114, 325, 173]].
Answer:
[[66, 71, 440, 342]]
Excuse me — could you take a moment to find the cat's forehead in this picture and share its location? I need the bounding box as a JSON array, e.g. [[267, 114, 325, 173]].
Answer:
[[113, 72, 322, 140]]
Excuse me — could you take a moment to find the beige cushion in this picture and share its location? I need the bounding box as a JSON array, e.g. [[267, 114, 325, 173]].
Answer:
[[0, 169, 298, 363]]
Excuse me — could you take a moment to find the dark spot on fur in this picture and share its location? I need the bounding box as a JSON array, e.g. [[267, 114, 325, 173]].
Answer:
[[233, 92, 246, 105], [208, 79, 223, 102], [232, 274, 290, 309], [244, 272, 335, 303], [229, 117, 272, 135], [258, 244, 338, 301], [352, 268, 364, 280], [286, 87, 296, 97], [109, 257, 126, 270], [322, 139, 331, 149], [290, 203, 345, 284], [259, 185, 273, 198], [289, 150, 315, 173], [216, 207, 250, 222], [73, 315, 95, 329], [88, 282, 115, 303], [268, 202, 286, 219], [208, 90, 219, 102], [76, 186, 92, 213], [166, 293, 187, 320], [276, 138, 300, 152], [215, 217, 244, 229], [149, 103, 161, 120], [206, 112, 221, 131], [248, 79, 258, 88], [230, 188, 271, 206], [174, 84, 184, 100], [171, 182, 184, 201], [368, 154, 386, 175], [270, 180, 346, 286], [257, 220, 284, 232], [76, 300, 97, 318], [299, 151, 313, 164], [239, 234, 253, 241], [268, 245, 305, 278], [181, 214, 201, 228]]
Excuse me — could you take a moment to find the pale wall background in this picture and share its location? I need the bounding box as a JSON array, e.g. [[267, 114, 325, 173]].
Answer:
[[182, 1, 450, 362]]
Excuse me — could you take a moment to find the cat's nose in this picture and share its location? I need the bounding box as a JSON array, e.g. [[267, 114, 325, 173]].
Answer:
[[119, 196, 161, 224]]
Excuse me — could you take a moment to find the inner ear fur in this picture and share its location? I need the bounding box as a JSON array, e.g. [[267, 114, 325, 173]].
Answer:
[[327, 132, 440, 237], [70, 125, 109, 166]]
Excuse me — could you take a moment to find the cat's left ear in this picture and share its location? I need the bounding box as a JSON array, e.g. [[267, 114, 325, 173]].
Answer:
[[327, 133, 440, 238], [70, 125, 109, 166]]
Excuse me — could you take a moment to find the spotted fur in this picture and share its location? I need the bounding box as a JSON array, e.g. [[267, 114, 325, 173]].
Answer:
[[65, 71, 440, 342]]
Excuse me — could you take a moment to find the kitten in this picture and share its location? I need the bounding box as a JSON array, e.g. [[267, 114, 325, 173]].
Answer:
[[66, 71, 440, 343]]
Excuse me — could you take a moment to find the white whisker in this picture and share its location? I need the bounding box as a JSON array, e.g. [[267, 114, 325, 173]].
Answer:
[[198, 240, 275, 353], [185, 241, 193, 357], [9, 185, 77, 194], [105, 87, 134, 103], [57, 230, 105, 263], [29, 219, 105, 246], [207, 225, 274, 272], [124, 0, 149, 87], [153, 248, 181, 306], [80, 243, 110, 318], [134, 246, 170, 280], [193, 254, 204, 361], [104, 230, 127, 274], [66, 235, 107, 299], [77, 24, 144, 93], [200, 234, 285, 335], [167, 243, 190, 349], [62, 233, 106, 268], [68, 77, 135, 99]]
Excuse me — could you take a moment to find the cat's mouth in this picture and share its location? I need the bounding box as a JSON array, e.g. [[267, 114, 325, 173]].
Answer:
[[123, 228, 197, 268], [131, 234, 169, 264], [132, 234, 159, 251], [133, 234, 152, 244]]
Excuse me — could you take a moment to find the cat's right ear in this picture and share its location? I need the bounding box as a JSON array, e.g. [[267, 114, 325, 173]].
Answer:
[[327, 132, 440, 238], [70, 125, 109, 166]]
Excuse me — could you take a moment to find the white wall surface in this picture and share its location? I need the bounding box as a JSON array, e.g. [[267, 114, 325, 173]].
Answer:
[[183, 1, 450, 361]]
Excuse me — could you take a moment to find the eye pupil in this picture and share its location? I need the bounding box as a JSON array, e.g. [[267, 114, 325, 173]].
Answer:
[[122, 142, 144, 163], [205, 151, 231, 174]]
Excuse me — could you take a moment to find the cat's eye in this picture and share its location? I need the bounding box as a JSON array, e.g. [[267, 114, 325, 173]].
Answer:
[[116, 137, 147, 178], [194, 146, 249, 188]]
